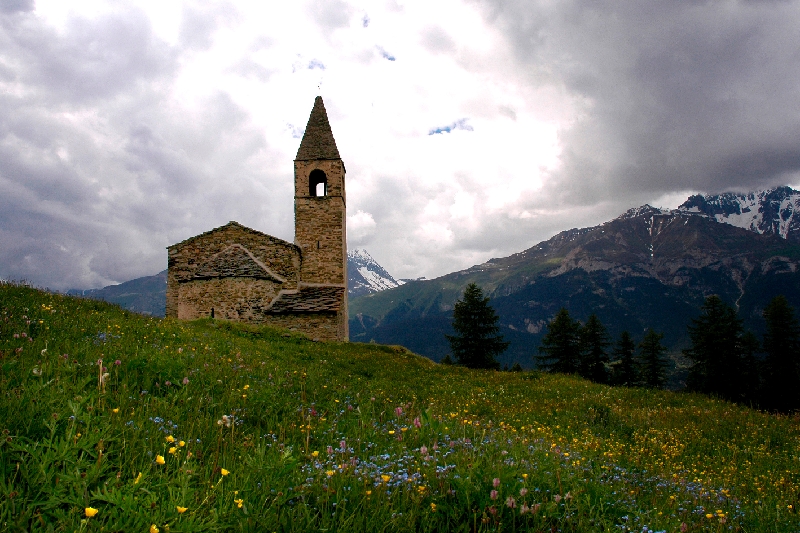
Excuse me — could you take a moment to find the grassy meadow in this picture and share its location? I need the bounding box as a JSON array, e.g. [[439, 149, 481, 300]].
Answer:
[[1, 282, 799, 532]]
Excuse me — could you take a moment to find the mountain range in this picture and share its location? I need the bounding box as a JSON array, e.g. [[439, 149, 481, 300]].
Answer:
[[349, 186, 800, 373]]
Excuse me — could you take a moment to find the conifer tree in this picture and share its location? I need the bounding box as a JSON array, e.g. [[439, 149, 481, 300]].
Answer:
[[445, 283, 509, 369], [638, 329, 668, 389], [761, 295, 800, 412], [683, 295, 746, 401], [611, 331, 638, 386], [537, 308, 581, 373], [579, 314, 610, 383]]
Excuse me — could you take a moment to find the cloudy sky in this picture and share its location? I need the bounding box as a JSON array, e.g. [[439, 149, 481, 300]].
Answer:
[[3, 0, 800, 290]]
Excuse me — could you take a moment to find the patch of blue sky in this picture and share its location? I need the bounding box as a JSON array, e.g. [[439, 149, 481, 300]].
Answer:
[[362, 14, 370, 27], [377, 46, 395, 61], [308, 59, 325, 70], [428, 118, 473, 135], [287, 124, 305, 139]]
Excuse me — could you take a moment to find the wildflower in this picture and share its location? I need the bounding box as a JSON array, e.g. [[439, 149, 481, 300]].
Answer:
[[388, 430, 395, 435], [339, 439, 347, 451], [112, 408, 120, 414], [114, 359, 121, 366], [85, 507, 99, 517], [413, 417, 421, 428], [169, 447, 177, 455], [532, 503, 541, 514], [430, 503, 437, 512], [326, 470, 335, 477], [506, 496, 517, 509], [520, 504, 530, 515], [182, 377, 189, 385], [166, 435, 175, 443], [155, 455, 165, 465], [312, 450, 319, 458], [327, 445, 334, 454], [705, 513, 713, 519], [493, 478, 501, 488], [520, 487, 528, 497], [221, 468, 229, 476], [179, 440, 185, 447], [420, 445, 428, 455], [381, 474, 391, 483], [32, 367, 42, 376], [176, 506, 187, 514], [366, 490, 372, 496], [554, 494, 562, 503], [134, 472, 142, 484], [150, 525, 159, 533], [490, 490, 499, 500], [234, 498, 244, 508], [680, 523, 688, 533], [395, 407, 403, 417]]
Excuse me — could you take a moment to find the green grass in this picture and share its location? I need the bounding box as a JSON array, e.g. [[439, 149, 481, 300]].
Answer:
[[1, 283, 799, 532]]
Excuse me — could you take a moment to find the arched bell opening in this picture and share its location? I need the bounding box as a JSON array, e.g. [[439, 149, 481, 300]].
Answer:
[[309, 169, 327, 197]]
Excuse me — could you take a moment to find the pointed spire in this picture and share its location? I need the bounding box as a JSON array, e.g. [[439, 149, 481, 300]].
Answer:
[[295, 96, 341, 160]]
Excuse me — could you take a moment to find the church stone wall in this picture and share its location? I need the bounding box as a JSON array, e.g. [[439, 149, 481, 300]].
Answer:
[[176, 278, 280, 321], [166, 223, 300, 318], [265, 309, 347, 341]]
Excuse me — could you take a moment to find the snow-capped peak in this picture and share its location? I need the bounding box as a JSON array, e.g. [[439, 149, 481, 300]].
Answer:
[[347, 249, 404, 298]]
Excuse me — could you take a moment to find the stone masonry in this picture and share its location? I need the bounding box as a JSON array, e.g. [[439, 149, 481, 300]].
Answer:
[[166, 96, 348, 341]]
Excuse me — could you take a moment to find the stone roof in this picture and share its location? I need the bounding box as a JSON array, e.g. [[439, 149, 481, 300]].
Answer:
[[268, 286, 345, 313], [295, 96, 341, 161], [194, 244, 285, 282], [167, 221, 298, 251]]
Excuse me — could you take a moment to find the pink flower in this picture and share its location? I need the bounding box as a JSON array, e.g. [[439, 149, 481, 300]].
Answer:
[[505, 496, 516, 509], [487, 506, 497, 516], [519, 488, 528, 497], [553, 494, 562, 503], [339, 440, 346, 452], [182, 377, 189, 385], [680, 523, 688, 533], [532, 503, 541, 514], [520, 504, 530, 515], [327, 446, 334, 455], [492, 478, 500, 488], [432, 442, 439, 451], [114, 359, 121, 365], [420, 445, 428, 455], [413, 417, 421, 428], [490, 490, 499, 500], [394, 407, 403, 417]]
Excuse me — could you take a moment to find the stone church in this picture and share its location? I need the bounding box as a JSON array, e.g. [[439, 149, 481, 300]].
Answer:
[[165, 96, 348, 341]]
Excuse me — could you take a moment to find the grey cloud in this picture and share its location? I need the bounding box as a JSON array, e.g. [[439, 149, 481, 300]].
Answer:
[[310, 0, 354, 31], [0, 8, 292, 290], [420, 25, 456, 55], [475, 0, 800, 205], [179, 2, 240, 51], [0, 0, 33, 14]]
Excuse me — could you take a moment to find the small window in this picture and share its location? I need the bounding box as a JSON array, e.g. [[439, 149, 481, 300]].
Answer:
[[309, 169, 327, 197]]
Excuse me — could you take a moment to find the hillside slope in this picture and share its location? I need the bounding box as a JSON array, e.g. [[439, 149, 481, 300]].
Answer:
[[2, 283, 799, 531]]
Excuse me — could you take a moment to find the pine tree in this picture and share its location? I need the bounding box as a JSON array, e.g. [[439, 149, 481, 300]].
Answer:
[[638, 329, 668, 389], [579, 314, 610, 383], [611, 331, 638, 386], [537, 308, 581, 373], [683, 295, 746, 401], [761, 295, 800, 412], [445, 283, 509, 369]]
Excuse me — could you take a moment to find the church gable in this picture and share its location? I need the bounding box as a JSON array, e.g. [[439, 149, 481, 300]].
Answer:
[[194, 244, 286, 282]]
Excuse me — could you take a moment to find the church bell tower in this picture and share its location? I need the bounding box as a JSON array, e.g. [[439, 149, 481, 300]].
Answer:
[[294, 96, 348, 295]]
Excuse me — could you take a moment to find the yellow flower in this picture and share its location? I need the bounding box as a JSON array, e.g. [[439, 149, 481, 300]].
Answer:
[[430, 503, 437, 512], [176, 506, 187, 514], [243, 384, 249, 390], [365, 490, 372, 496], [221, 468, 229, 476], [85, 507, 99, 517], [381, 474, 391, 483], [150, 525, 160, 533], [234, 498, 244, 508], [326, 470, 335, 477], [112, 408, 119, 414], [388, 430, 395, 435], [166, 435, 175, 443], [179, 440, 185, 447], [134, 472, 142, 484], [169, 447, 177, 454], [155, 455, 165, 465], [311, 451, 319, 457], [705, 513, 713, 519]]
